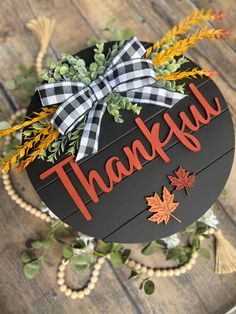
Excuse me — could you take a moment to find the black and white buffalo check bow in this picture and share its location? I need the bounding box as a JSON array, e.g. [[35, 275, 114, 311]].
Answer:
[[38, 37, 185, 161]]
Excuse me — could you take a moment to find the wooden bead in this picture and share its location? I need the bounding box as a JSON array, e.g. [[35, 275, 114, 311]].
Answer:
[[161, 269, 168, 277], [15, 197, 22, 204], [141, 266, 147, 273], [40, 213, 47, 220], [25, 205, 32, 212], [189, 258, 196, 265], [57, 278, 65, 286], [90, 276, 98, 283], [57, 271, 64, 278], [180, 266, 187, 273], [174, 269, 181, 276], [192, 252, 199, 259], [98, 257, 105, 264], [45, 216, 51, 223], [71, 291, 78, 299], [167, 269, 174, 277], [2, 173, 9, 180], [83, 288, 90, 296], [65, 288, 72, 296], [59, 284, 67, 292], [94, 263, 101, 270], [155, 270, 162, 277], [30, 208, 36, 214], [128, 260, 136, 268], [35, 211, 41, 217], [59, 265, 66, 272], [135, 263, 141, 270], [147, 269, 154, 277], [92, 269, 99, 277], [11, 194, 18, 201], [3, 179, 10, 185], [185, 263, 192, 270], [77, 291, 84, 299], [20, 201, 27, 208], [88, 282, 95, 290], [5, 184, 12, 191], [7, 189, 14, 196]]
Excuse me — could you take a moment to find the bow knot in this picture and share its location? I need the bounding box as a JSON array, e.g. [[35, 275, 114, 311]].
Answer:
[[38, 37, 185, 161], [89, 75, 112, 101]]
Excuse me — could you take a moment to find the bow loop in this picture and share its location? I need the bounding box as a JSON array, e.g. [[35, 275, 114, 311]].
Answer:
[[37, 37, 185, 161]]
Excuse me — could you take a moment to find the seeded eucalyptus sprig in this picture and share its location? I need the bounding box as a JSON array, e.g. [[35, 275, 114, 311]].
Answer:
[[106, 93, 142, 123], [41, 42, 108, 84]]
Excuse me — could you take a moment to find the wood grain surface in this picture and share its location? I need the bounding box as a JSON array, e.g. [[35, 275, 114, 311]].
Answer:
[[0, 1, 236, 313]]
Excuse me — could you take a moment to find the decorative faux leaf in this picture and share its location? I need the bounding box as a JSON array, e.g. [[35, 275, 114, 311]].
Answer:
[[23, 260, 40, 279], [71, 255, 96, 272], [141, 241, 165, 256], [110, 251, 124, 268], [63, 244, 74, 259], [128, 270, 139, 279], [20, 250, 32, 264], [95, 240, 112, 255], [168, 166, 196, 195], [144, 280, 155, 295], [198, 247, 211, 259], [146, 186, 180, 225]]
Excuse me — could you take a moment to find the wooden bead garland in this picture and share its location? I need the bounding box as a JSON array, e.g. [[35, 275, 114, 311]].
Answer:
[[57, 257, 105, 299], [57, 228, 215, 299], [1, 109, 217, 300]]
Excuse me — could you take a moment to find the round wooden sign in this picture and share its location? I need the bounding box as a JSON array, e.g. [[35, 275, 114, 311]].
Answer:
[[26, 42, 235, 243]]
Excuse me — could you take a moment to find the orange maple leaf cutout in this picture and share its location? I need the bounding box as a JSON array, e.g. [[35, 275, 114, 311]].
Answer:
[[146, 186, 181, 225], [168, 167, 196, 196]]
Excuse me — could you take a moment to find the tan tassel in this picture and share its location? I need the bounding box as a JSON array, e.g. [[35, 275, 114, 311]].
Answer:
[[27, 17, 55, 78], [214, 228, 236, 274]]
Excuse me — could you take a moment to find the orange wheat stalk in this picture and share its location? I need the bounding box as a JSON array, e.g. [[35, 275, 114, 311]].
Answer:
[[0, 106, 57, 138], [156, 68, 217, 81], [153, 26, 231, 67], [17, 130, 59, 171], [146, 9, 226, 57], [1, 124, 59, 173]]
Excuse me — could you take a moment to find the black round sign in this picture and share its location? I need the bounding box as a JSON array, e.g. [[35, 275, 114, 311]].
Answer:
[[26, 42, 235, 243]]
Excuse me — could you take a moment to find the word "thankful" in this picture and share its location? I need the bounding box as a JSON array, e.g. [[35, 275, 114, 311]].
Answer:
[[40, 83, 222, 221]]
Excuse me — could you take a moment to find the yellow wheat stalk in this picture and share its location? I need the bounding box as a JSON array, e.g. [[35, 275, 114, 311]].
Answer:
[[0, 106, 57, 138], [156, 68, 217, 81], [146, 9, 226, 57], [18, 130, 59, 171], [153, 26, 230, 67], [1, 124, 59, 172]]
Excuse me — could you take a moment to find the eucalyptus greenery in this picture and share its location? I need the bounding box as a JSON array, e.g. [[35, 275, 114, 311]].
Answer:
[[149, 39, 188, 93], [20, 214, 213, 296], [4, 64, 38, 101], [106, 93, 142, 123], [141, 221, 211, 264]]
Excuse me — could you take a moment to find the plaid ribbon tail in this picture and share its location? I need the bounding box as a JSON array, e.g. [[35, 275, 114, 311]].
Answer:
[[75, 101, 107, 161], [120, 86, 186, 108]]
